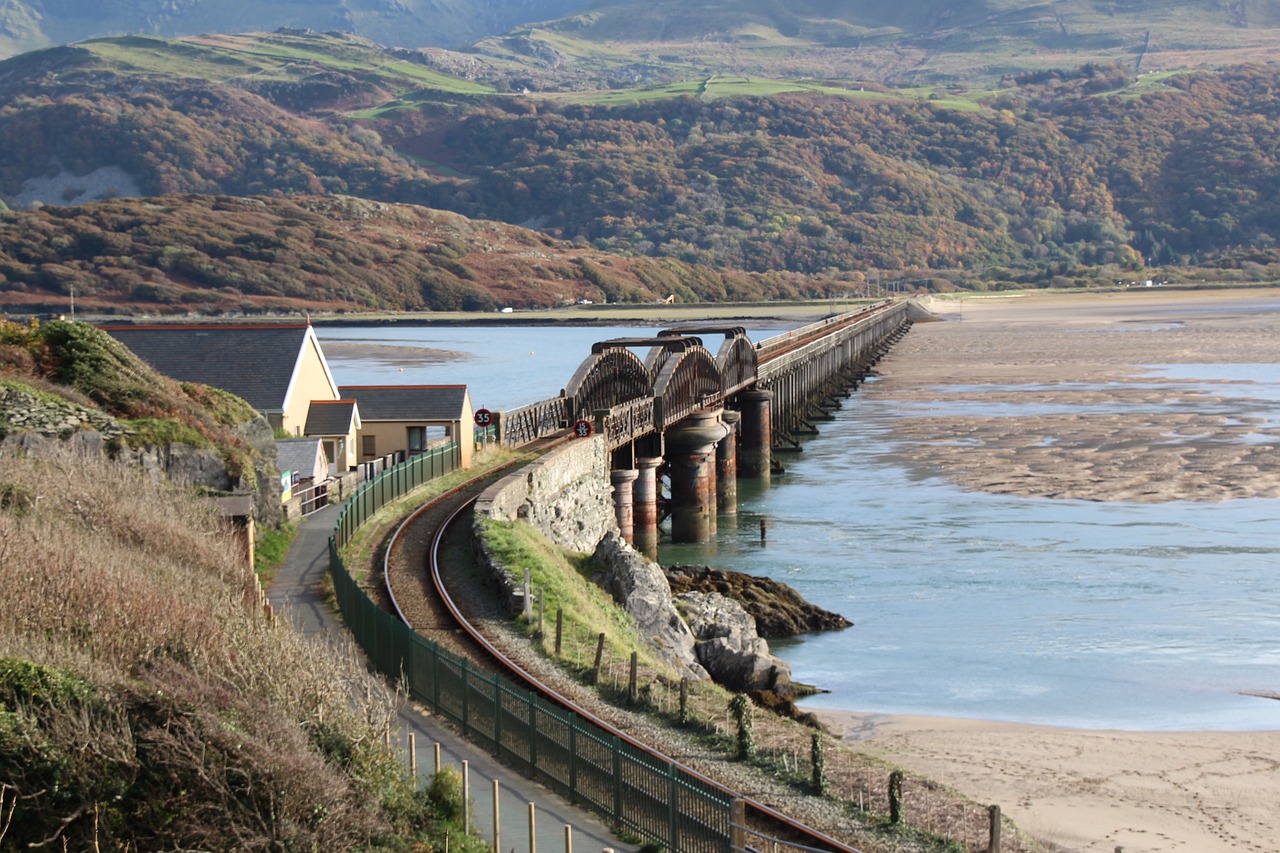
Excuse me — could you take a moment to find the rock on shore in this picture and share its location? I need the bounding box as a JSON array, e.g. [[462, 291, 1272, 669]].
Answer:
[[664, 564, 852, 638]]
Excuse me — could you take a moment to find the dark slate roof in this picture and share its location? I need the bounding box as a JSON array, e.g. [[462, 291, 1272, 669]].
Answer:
[[339, 385, 469, 422], [305, 400, 359, 437], [276, 438, 325, 478], [101, 324, 312, 412]]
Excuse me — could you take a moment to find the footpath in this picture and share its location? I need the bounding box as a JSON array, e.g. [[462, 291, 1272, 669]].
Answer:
[[268, 503, 633, 853]]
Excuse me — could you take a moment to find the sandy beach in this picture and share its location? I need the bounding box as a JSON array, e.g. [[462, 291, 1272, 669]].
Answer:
[[819, 288, 1280, 853]]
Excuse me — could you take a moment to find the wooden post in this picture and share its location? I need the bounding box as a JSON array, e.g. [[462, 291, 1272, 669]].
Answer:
[[523, 568, 532, 622], [555, 609, 563, 657], [731, 798, 746, 853], [538, 588, 545, 639], [564, 824, 572, 853], [462, 760, 470, 834], [528, 802, 537, 853], [409, 732, 417, 782], [628, 652, 638, 704], [493, 780, 501, 853], [590, 633, 605, 685], [434, 741, 442, 773], [678, 678, 689, 725], [889, 770, 904, 824], [988, 804, 1002, 853]]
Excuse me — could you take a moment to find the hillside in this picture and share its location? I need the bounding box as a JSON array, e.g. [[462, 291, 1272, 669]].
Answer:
[[0, 0, 590, 59], [4, 31, 1280, 312], [0, 194, 811, 315], [466, 0, 1280, 87], [0, 318, 481, 848]]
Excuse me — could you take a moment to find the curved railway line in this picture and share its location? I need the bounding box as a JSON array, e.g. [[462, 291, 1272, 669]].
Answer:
[[380, 437, 868, 853]]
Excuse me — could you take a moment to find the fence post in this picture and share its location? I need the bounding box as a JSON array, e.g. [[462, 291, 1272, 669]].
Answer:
[[628, 652, 638, 704], [493, 672, 504, 759], [612, 736, 623, 825], [462, 658, 470, 734], [568, 713, 577, 804], [564, 824, 573, 853], [590, 633, 605, 685], [731, 798, 746, 853], [666, 762, 679, 853], [463, 759, 471, 835], [528, 802, 537, 853], [493, 780, 501, 853], [409, 732, 417, 782], [988, 804, 1002, 853], [528, 691, 539, 775], [555, 609, 563, 657]]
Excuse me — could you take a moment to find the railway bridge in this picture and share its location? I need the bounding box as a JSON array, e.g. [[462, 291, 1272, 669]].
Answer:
[[492, 300, 914, 549]]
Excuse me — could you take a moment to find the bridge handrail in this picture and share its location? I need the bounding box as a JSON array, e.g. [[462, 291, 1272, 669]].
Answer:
[[594, 394, 656, 449], [754, 299, 895, 359], [496, 396, 568, 446], [756, 302, 907, 382]]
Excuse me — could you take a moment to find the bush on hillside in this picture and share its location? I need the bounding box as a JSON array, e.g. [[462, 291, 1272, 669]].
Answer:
[[0, 447, 446, 850]]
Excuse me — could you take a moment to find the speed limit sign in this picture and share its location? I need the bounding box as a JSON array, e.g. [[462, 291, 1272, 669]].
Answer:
[[474, 408, 493, 427], [572, 419, 593, 438]]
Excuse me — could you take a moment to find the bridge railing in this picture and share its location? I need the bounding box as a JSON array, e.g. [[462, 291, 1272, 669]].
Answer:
[[594, 394, 656, 449], [496, 396, 569, 446], [757, 301, 907, 383], [328, 444, 735, 853], [755, 300, 894, 360]]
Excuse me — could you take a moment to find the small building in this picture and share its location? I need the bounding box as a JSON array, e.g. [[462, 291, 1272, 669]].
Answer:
[[303, 399, 361, 474], [340, 384, 474, 469]]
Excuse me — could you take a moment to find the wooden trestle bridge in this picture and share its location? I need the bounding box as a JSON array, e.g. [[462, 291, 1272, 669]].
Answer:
[[490, 299, 914, 545]]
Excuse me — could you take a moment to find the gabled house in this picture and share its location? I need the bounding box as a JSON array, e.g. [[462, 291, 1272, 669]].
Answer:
[[303, 399, 361, 474], [101, 323, 341, 437], [339, 384, 474, 468]]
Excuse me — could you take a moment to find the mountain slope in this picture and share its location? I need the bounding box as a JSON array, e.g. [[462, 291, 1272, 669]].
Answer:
[[0, 0, 590, 58], [473, 0, 1280, 85], [0, 194, 803, 315]]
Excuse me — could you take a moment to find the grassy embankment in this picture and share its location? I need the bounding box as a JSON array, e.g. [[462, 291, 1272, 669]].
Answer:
[[0, 319, 489, 850]]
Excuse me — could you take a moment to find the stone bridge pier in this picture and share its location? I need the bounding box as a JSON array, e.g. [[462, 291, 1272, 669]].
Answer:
[[558, 300, 916, 550]]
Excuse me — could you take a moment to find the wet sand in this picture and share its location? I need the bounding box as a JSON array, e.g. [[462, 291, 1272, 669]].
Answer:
[[823, 288, 1280, 853]]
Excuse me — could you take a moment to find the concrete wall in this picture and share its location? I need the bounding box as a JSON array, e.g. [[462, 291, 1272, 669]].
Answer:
[[475, 435, 617, 554]]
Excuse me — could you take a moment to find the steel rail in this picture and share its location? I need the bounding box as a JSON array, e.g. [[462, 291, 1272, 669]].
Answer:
[[391, 478, 868, 853]]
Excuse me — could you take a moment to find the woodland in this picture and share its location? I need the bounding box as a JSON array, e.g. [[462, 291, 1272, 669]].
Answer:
[[2, 33, 1280, 313]]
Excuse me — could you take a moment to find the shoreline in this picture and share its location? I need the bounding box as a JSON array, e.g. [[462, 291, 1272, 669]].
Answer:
[[808, 288, 1280, 852], [816, 708, 1280, 853]]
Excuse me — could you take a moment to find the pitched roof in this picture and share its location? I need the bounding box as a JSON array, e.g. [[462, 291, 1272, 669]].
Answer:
[[338, 385, 469, 422], [100, 323, 315, 413], [304, 399, 360, 437], [276, 438, 327, 480]]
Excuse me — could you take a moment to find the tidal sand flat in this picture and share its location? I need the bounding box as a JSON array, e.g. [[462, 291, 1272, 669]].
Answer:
[[821, 288, 1280, 852]]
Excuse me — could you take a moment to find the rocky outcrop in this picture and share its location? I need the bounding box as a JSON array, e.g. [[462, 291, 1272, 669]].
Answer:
[[0, 384, 129, 442], [590, 532, 707, 681], [675, 591, 792, 695], [665, 564, 852, 638], [0, 383, 282, 528]]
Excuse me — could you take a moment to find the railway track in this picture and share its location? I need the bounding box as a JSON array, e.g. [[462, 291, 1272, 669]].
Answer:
[[381, 438, 867, 853]]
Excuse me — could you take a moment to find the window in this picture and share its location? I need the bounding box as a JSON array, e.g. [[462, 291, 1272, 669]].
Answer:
[[407, 426, 427, 453], [362, 435, 376, 457]]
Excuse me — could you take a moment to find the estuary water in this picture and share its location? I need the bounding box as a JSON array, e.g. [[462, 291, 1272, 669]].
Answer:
[[317, 323, 1280, 732]]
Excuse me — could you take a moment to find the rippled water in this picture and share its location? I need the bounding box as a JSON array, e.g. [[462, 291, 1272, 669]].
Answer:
[[319, 325, 1280, 732]]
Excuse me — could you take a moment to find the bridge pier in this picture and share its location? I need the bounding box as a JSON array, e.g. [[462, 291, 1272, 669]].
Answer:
[[716, 410, 740, 515], [632, 457, 663, 558], [609, 468, 640, 544], [665, 411, 730, 544], [737, 390, 773, 481]]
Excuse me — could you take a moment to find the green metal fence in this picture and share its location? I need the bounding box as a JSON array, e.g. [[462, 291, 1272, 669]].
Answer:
[[329, 444, 734, 853]]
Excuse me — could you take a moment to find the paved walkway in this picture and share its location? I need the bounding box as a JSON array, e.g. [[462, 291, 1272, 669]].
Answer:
[[268, 503, 632, 853]]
